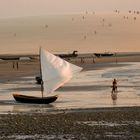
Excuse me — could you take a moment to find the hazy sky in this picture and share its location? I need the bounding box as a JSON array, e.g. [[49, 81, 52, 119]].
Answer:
[[0, 0, 140, 18]]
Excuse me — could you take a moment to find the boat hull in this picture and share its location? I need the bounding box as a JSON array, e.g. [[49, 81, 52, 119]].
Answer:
[[13, 94, 58, 104]]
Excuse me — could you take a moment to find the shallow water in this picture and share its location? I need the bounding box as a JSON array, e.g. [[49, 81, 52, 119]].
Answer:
[[4, 134, 76, 140], [0, 62, 140, 113], [77, 121, 140, 127]]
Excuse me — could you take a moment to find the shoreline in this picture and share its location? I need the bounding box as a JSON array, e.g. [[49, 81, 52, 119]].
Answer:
[[8, 106, 140, 115], [0, 54, 139, 80]]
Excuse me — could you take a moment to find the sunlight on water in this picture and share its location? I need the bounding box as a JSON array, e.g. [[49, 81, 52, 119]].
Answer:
[[0, 62, 140, 113]]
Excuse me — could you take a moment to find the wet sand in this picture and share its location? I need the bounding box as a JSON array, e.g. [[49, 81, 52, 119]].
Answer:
[[0, 107, 140, 140], [0, 55, 140, 139]]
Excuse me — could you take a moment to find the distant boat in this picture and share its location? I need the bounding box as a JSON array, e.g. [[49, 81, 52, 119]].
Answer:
[[58, 50, 78, 58], [94, 53, 114, 57], [13, 48, 82, 104]]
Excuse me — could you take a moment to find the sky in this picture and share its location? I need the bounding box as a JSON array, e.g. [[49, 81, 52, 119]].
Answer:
[[0, 0, 140, 18]]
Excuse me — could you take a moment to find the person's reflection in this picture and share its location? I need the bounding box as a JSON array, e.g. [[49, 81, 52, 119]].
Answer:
[[111, 92, 117, 105]]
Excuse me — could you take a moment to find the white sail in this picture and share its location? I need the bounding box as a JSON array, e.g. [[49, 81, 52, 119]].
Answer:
[[40, 48, 82, 94]]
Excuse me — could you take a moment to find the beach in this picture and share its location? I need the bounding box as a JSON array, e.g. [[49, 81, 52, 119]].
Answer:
[[0, 1, 140, 139], [0, 12, 140, 139], [0, 55, 140, 139]]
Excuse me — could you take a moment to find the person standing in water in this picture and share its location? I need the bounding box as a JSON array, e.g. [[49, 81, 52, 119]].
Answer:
[[112, 78, 117, 93]]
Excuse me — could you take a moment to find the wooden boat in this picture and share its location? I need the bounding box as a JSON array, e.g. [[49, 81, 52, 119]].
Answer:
[[13, 94, 58, 104], [13, 48, 82, 104]]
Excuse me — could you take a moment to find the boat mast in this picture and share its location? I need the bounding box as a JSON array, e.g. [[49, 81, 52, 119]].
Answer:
[[39, 47, 44, 98]]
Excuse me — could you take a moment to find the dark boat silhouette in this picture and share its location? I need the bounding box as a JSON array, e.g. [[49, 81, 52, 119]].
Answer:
[[13, 94, 58, 104], [59, 50, 78, 58], [94, 53, 114, 57]]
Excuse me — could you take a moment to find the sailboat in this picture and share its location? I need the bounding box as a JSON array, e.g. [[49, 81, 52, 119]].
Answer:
[[13, 48, 83, 104]]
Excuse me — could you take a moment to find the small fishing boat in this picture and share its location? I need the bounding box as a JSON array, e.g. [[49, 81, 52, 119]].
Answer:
[[13, 94, 58, 104], [13, 48, 82, 104]]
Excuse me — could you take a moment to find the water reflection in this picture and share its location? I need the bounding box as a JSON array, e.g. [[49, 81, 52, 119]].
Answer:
[[111, 92, 117, 105], [0, 62, 140, 113]]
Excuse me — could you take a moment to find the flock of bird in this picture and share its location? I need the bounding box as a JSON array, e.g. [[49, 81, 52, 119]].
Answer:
[[115, 10, 139, 20], [70, 10, 139, 40], [13, 10, 139, 42]]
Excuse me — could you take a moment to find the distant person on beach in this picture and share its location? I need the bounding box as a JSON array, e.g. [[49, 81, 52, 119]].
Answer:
[[12, 62, 19, 70], [16, 62, 19, 70], [112, 78, 117, 93]]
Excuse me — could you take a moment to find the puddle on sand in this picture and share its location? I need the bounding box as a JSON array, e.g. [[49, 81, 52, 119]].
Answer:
[[77, 121, 140, 127], [105, 132, 140, 139], [1, 134, 77, 140]]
